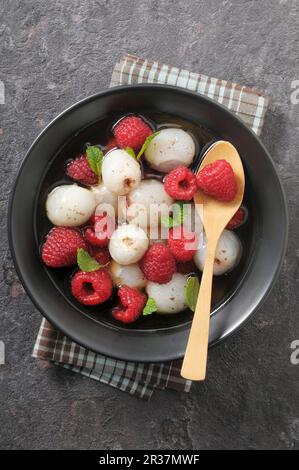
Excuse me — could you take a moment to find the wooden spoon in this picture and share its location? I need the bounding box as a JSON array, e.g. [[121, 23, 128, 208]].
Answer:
[[181, 141, 245, 380]]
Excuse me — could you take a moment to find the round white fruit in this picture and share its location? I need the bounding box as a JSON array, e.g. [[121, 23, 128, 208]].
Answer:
[[127, 179, 173, 228], [109, 224, 149, 265], [110, 261, 146, 289], [144, 128, 195, 173], [126, 203, 148, 229], [102, 149, 141, 195], [194, 229, 242, 276], [46, 184, 96, 227], [90, 183, 118, 214], [146, 273, 187, 314]]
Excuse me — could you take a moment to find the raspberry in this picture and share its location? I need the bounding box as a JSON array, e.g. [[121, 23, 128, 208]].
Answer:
[[88, 246, 110, 265], [41, 227, 87, 268], [66, 154, 98, 185], [89, 212, 105, 226], [112, 286, 146, 324], [196, 159, 237, 202], [105, 136, 118, 152], [71, 269, 113, 306], [84, 215, 114, 247], [113, 115, 152, 151], [85, 228, 105, 247], [226, 206, 246, 229], [164, 166, 197, 201], [140, 244, 176, 284], [167, 227, 198, 262]]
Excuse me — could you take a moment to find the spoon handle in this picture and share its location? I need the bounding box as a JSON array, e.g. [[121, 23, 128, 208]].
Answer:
[[181, 239, 217, 380]]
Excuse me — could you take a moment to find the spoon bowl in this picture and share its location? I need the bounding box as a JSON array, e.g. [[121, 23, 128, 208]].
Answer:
[[194, 141, 245, 237], [181, 140, 245, 380]]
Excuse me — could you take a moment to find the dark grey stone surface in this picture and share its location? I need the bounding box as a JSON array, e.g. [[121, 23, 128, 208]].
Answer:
[[0, 0, 298, 450]]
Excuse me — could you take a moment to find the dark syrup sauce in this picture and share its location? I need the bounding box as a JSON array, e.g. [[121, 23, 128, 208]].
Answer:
[[36, 112, 254, 331]]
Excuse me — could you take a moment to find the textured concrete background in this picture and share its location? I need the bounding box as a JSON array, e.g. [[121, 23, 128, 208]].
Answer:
[[0, 0, 298, 450]]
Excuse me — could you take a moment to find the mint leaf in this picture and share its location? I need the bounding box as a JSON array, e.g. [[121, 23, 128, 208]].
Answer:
[[136, 131, 160, 160], [125, 147, 136, 159], [185, 276, 200, 312], [77, 248, 100, 272], [143, 297, 158, 316], [86, 146, 104, 178], [161, 201, 186, 229], [161, 215, 175, 229], [173, 201, 186, 226]]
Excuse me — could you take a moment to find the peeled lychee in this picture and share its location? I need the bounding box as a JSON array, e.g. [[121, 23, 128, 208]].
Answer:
[[194, 229, 242, 275], [127, 179, 173, 228], [90, 182, 119, 214], [108, 224, 149, 265], [146, 273, 187, 314], [144, 128, 195, 173], [46, 184, 96, 227], [109, 261, 146, 289], [102, 149, 141, 195]]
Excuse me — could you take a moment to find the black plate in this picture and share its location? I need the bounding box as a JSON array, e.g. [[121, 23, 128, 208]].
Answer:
[[8, 85, 288, 362]]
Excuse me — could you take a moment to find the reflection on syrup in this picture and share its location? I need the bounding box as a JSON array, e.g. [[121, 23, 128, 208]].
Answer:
[[143, 164, 164, 182]]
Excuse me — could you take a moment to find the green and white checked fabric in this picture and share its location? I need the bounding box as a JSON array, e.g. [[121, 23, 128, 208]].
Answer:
[[32, 54, 269, 400], [33, 319, 190, 399], [111, 54, 269, 135]]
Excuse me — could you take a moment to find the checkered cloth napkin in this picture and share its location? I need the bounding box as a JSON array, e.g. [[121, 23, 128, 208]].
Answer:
[[32, 54, 269, 400]]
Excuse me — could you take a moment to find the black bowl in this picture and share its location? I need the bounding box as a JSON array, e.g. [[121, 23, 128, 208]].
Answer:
[[8, 84, 288, 362]]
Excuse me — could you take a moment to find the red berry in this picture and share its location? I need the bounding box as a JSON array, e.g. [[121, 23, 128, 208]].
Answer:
[[105, 137, 118, 152], [196, 159, 237, 202], [112, 286, 146, 324], [88, 246, 110, 265], [85, 228, 105, 247], [140, 244, 176, 284], [71, 269, 113, 306], [84, 215, 114, 247], [164, 166, 197, 201], [226, 206, 246, 229], [41, 227, 87, 268], [89, 213, 97, 226], [89, 212, 107, 226], [167, 227, 198, 262], [66, 154, 98, 185], [113, 115, 152, 151]]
